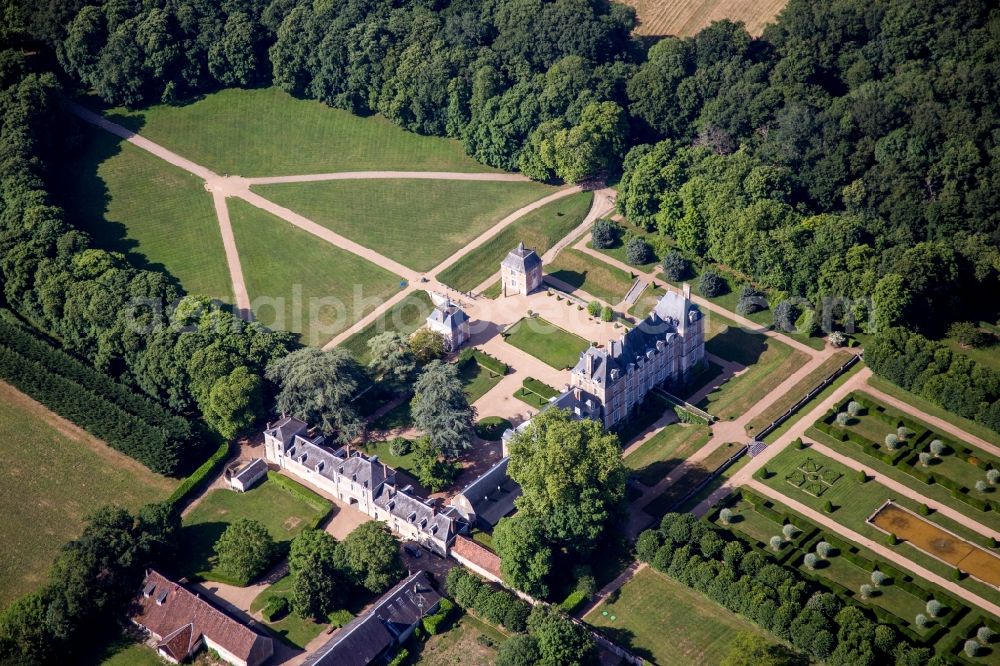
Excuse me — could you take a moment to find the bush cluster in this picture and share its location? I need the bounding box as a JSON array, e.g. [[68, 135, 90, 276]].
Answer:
[[446, 567, 532, 633]]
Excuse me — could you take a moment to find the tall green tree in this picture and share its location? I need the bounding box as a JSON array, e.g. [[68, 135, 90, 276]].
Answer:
[[266, 347, 363, 442], [214, 518, 277, 584], [507, 409, 626, 554], [411, 360, 475, 458], [367, 331, 416, 384], [493, 513, 553, 598], [288, 530, 345, 621], [337, 522, 404, 594]]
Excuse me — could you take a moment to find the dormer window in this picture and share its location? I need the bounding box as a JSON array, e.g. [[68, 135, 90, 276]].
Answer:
[[316, 461, 325, 472], [388, 500, 395, 511], [143, 582, 156, 598], [155, 589, 168, 606], [408, 512, 417, 522], [300, 453, 308, 463]]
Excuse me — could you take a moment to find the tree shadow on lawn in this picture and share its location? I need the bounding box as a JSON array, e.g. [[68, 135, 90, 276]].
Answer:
[[705, 326, 768, 367], [546, 269, 589, 295], [173, 520, 228, 579], [595, 627, 655, 664], [632, 456, 687, 488]]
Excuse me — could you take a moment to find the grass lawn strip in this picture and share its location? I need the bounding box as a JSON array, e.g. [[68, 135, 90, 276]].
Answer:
[[584, 567, 777, 665], [338, 290, 435, 364], [590, 219, 662, 272], [437, 191, 593, 292], [624, 423, 712, 487], [102, 87, 494, 176], [502, 317, 589, 370], [0, 382, 176, 607], [228, 198, 401, 347], [459, 357, 505, 404], [642, 442, 745, 518], [252, 179, 556, 273], [177, 474, 331, 583], [361, 437, 420, 479], [545, 248, 635, 304], [61, 126, 232, 302], [249, 574, 330, 648], [744, 350, 854, 435], [700, 331, 808, 421]]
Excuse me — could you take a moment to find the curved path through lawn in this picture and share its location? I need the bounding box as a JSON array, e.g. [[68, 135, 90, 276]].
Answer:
[[70, 103, 580, 339]]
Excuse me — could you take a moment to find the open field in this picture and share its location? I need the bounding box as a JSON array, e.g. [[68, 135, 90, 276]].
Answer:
[[871, 503, 1000, 586], [61, 126, 232, 302], [620, 0, 787, 38], [228, 198, 401, 346], [700, 328, 808, 420], [503, 317, 590, 370], [339, 291, 435, 363], [438, 191, 594, 292], [546, 248, 635, 304], [249, 574, 329, 648], [0, 382, 176, 607], [102, 87, 494, 176], [251, 179, 555, 272], [585, 567, 772, 665], [176, 474, 331, 583], [416, 613, 504, 665], [625, 423, 712, 487], [744, 351, 854, 435]]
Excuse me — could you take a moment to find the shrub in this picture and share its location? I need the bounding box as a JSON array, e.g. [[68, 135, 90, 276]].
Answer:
[[773, 299, 799, 331], [885, 434, 899, 450], [897, 426, 910, 440], [915, 613, 930, 628], [857, 469, 867, 483], [988, 469, 1000, 485], [860, 584, 874, 599], [661, 250, 688, 280], [387, 648, 409, 666], [795, 438, 806, 449], [804, 553, 818, 569], [823, 500, 834, 513], [782, 524, 798, 540], [698, 269, 727, 297], [560, 590, 587, 613], [591, 219, 620, 249], [917, 503, 930, 516], [735, 284, 767, 316], [918, 452, 932, 467], [976, 480, 989, 493], [930, 440, 945, 456], [625, 237, 653, 265], [836, 412, 850, 426], [949, 321, 994, 348], [952, 568, 963, 581], [328, 609, 353, 628], [828, 331, 846, 347], [388, 437, 411, 457], [423, 598, 454, 635], [770, 536, 783, 551], [887, 533, 899, 546], [816, 542, 832, 559], [926, 599, 943, 617], [978, 626, 994, 643], [262, 595, 288, 621], [719, 508, 733, 525], [601, 306, 614, 322], [587, 300, 602, 317], [871, 570, 887, 586], [847, 401, 863, 417], [965, 639, 981, 657]]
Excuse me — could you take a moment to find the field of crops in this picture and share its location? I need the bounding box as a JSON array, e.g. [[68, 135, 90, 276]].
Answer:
[[621, 0, 787, 37]]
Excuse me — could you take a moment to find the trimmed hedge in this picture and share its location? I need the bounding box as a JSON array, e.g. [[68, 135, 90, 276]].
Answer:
[[523, 376, 560, 400], [262, 596, 288, 621], [167, 440, 230, 506], [0, 315, 203, 475], [559, 590, 587, 613], [423, 597, 455, 634], [464, 348, 509, 376], [268, 474, 334, 529]]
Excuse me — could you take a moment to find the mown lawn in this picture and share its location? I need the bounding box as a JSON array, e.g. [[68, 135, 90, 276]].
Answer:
[[101, 87, 494, 176], [338, 290, 435, 364], [0, 382, 177, 607], [438, 191, 593, 292], [503, 317, 589, 370], [625, 423, 712, 487], [249, 574, 330, 649], [176, 474, 331, 584], [252, 179, 556, 272], [228, 198, 402, 346], [94, 639, 166, 666], [591, 218, 661, 271], [585, 567, 774, 665], [60, 126, 232, 302], [459, 359, 504, 404], [700, 327, 808, 421], [545, 248, 635, 305]]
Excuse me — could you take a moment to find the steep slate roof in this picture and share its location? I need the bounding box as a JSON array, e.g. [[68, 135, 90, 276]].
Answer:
[[501, 241, 542, 273], [264, 415, 308, 444], [131, 570, 272, 665], [454, 457, 521, 526], [304, 571, 442, 666], [427, 301, 469, 332], [232, 458, 268, 485], [572, 289, 701, 385], [281, 435, 450, 544]]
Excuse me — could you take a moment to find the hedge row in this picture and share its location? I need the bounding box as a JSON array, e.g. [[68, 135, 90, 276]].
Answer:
[[459, 348, 509, 376], [262, 596, 289, 621], [0, 342, 190, 475], [167, 441, 230, 506], [522, 376, 560, 400], [268, 474, 334, 528], [423, 597, 455, 635], [446, 566, 531, 633]]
